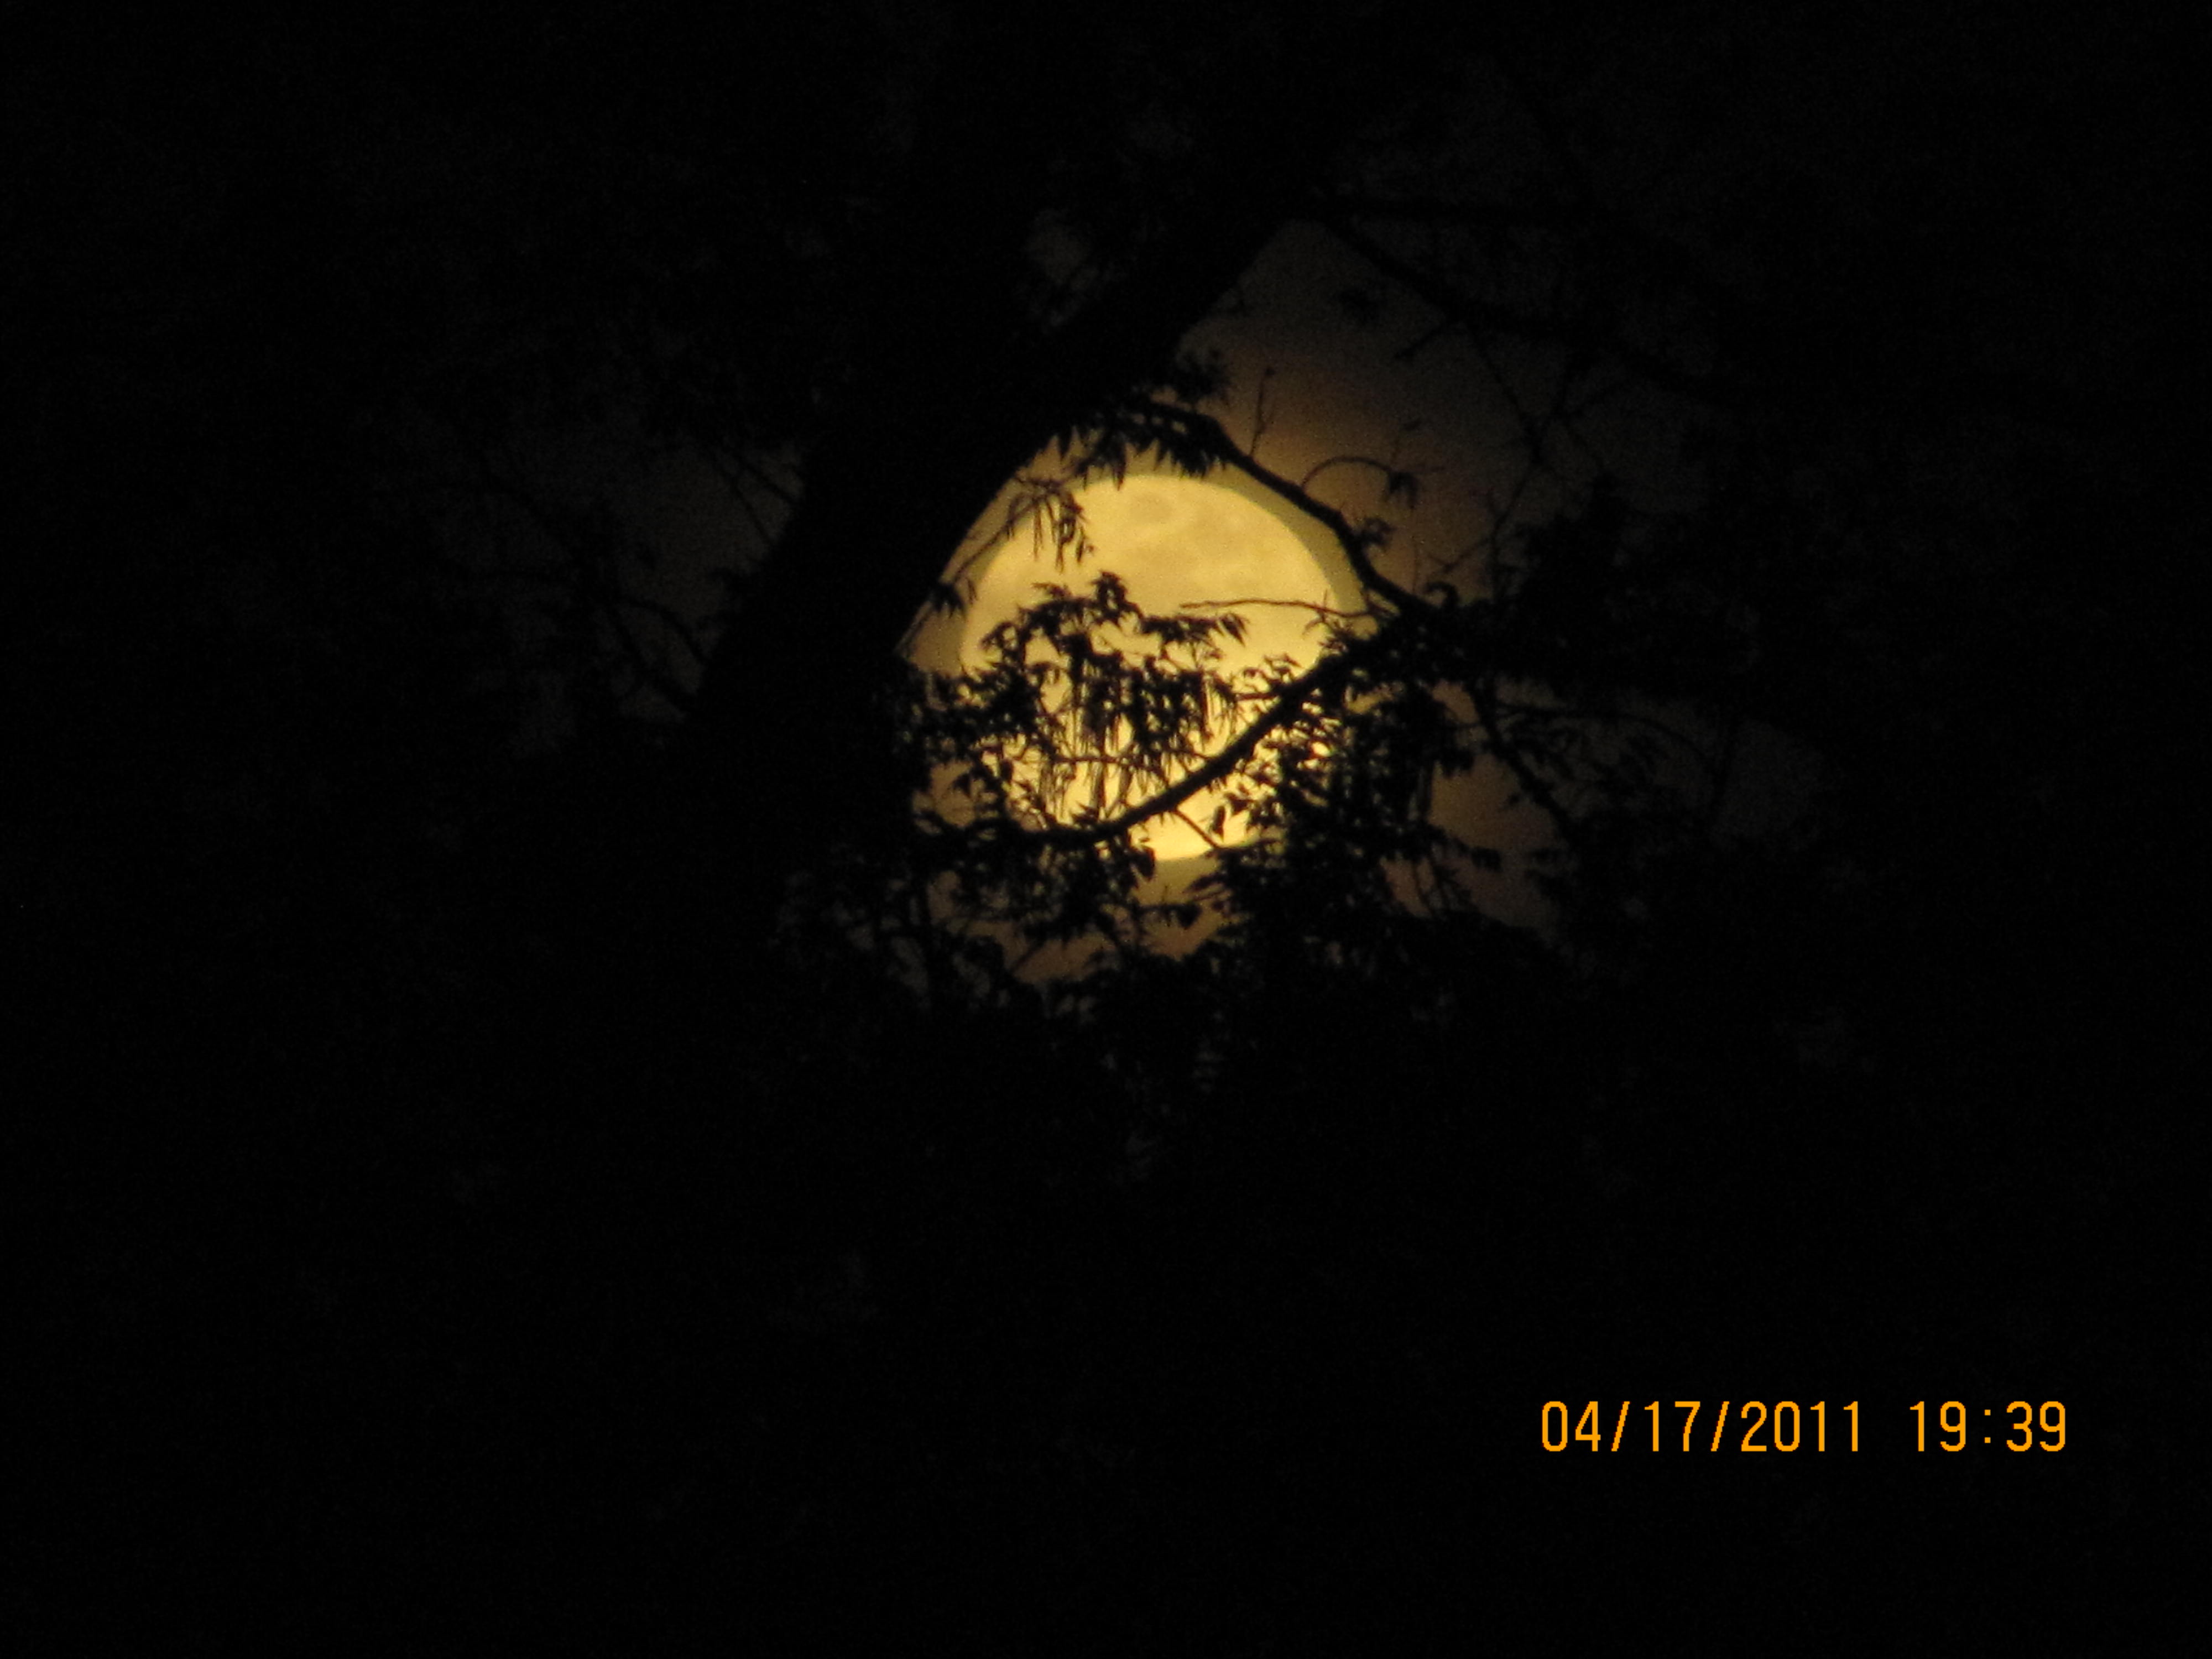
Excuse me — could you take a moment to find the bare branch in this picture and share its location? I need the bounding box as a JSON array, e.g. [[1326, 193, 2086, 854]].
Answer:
[[979, 638, 1369, 852], [1121, 400, 1430, 618], [1320, 216, 1734, 408]]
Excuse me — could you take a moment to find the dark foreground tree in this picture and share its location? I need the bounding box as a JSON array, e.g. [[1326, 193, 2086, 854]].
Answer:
[[15, 6, 2196, 1650]]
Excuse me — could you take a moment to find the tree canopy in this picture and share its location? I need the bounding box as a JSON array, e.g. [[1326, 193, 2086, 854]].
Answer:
[[15, 6, 2195, 1649]]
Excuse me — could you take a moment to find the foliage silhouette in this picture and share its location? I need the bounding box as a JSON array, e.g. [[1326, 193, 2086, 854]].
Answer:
[[14, 7, 2193, 1650]]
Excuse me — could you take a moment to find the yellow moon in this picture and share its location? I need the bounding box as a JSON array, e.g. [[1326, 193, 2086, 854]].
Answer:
[[954, 472, 1347, 863]]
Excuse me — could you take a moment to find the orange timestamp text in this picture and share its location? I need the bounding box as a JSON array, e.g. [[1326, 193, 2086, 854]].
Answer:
[[1542, 1400, 2068, 1452], [1544, 1400, 1860, 1452]]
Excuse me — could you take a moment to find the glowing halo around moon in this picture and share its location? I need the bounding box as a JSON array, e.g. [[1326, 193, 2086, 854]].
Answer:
[[930, 468, 1357, 864]]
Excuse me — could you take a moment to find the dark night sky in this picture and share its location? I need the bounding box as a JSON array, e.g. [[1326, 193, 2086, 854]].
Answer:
[[11, 6, 2200, 1650]]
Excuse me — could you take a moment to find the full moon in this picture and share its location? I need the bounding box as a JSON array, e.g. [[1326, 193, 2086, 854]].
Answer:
[[944, 470, 1351, 863]]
